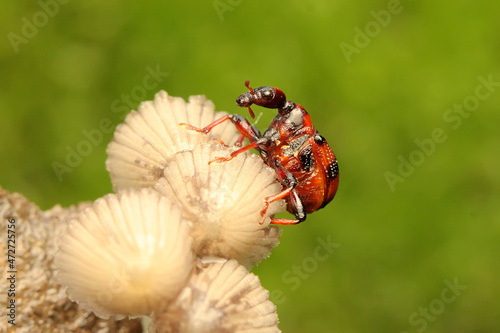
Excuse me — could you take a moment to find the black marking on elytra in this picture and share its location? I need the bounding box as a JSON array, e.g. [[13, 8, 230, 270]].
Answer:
[[327, 159, 339, 179]]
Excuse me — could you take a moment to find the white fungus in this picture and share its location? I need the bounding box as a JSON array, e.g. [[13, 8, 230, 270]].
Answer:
[[151, 259, 280, 333], [55, 189, 194, 319], [106, 91, 240, 191], [154, 143, 284, 269]]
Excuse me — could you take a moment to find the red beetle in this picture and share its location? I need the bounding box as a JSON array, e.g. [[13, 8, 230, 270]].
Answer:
[[183, 81, 339, 225]]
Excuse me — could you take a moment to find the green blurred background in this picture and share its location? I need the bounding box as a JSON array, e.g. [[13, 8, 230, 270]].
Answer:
[[1, 1, 499, 332]]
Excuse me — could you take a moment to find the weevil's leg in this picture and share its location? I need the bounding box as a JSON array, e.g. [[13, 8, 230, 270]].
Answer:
[[180, 115, 232, 134], [204, 114, 267, 163], [209, 136, 270, 164], [259, 159, 307, 225], [230, 115, 261, 143], [259, 187, 292, 222], [235, 134, 245, 147], [260, 187, 306, 225], [269, 217, 303, 225], [181, 114, 260, 144]]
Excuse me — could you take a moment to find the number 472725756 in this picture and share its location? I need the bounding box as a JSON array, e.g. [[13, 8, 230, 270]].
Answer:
[[7, 219, 15, 269]]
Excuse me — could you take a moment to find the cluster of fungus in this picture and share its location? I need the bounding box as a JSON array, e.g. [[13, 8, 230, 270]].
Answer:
[[55, 90, 286, 332]]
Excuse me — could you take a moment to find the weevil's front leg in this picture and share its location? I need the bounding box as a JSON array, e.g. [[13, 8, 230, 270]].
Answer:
[[181, 114, 267, 164], [210, 136, 270, 164], [181, 114, 261, 143]]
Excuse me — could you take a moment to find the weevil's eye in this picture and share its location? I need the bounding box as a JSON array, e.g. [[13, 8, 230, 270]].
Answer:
[[262, 89, 274, 100]]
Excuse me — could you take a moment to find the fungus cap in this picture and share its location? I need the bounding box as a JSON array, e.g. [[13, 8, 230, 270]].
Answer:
[[151, 259, 281, 333], [154, 143, 285, 268], [106, 91, 240, 191], [55, 189, 194, 318]]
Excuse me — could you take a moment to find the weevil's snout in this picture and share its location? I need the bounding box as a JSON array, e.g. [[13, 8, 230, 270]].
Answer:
[[236, 92, 253, 107]]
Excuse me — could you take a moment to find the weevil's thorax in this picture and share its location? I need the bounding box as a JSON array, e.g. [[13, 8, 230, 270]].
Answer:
[[263, 101, 308, 143]]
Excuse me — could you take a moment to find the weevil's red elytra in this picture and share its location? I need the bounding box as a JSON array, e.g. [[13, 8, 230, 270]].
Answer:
[[181, 81, 339, 225]]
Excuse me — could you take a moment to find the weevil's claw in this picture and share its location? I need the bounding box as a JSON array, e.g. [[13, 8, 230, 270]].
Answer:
[[208, 156, 233, 165], [180, 123, 203, 132], [258, 202, 271, 225], [213, 139, 227, 146]]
